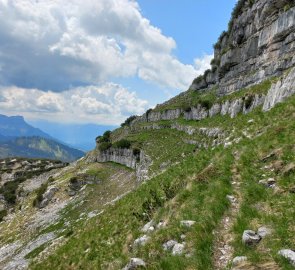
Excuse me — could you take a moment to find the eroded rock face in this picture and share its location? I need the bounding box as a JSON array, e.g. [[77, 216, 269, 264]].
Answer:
[[90, 148, 151, 182], [263, 67, 295, 111], [190, 1, 295, 95]]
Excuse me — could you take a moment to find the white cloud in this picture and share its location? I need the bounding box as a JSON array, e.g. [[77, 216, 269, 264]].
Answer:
[[0, 84, 148, 125], [0, 0, 212, 91], [194, 54, 213, 74]]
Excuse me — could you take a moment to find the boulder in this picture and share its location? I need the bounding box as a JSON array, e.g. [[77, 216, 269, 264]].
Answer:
[[242, 230, 261, 246], [123, 258, 146, 269], [278, 249, 295, 266]]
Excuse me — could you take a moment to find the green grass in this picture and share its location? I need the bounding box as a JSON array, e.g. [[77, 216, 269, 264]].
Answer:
[[30, 93, 295, 269]]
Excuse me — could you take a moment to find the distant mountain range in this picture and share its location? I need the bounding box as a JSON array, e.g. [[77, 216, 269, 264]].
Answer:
[[0, 114, 53, 139], [29, 120, 117, 151], [0, 114, 84, 162]]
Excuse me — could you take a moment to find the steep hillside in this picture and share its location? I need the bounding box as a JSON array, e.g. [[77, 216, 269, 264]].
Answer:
[[0, 0, 294, 269], [0, 136, 84, 162]]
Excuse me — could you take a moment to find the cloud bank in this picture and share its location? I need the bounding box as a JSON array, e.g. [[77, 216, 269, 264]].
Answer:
[[0, 0, 213, 124], [0, 84, 148, 125]]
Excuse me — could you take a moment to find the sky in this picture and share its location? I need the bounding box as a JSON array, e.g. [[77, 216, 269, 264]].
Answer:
[[0, 0, 236, 127]]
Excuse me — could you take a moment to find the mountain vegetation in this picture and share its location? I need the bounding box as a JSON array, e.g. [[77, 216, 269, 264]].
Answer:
[[0, 0, 294, 269]]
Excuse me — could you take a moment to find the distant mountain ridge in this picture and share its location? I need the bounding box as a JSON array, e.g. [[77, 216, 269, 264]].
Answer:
[[0, 136, 84, 162], [0, 114, 84, 162], [0, 114, 53, 139]]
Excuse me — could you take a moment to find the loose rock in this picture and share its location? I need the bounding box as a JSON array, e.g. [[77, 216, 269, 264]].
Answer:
[[278, 249, 295, 266], [134, 235, 150, 247], [257, 226, 272, 238], [123, 258, 146, 269], [180, 220, 196, 228], [172, 243, 185, 256], [163, 240, 177, 251], [232, 256, 248, 266], [242, 230, 261, 246]]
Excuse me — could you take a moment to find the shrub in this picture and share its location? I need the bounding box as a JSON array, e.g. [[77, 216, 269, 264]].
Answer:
[[33, 182, 48, 207], [132, 148, 141, 156], [0, 181, 19, 204], [0, 210, 7, 222], [193, 75, 204, 85], [244, 95, 254, 109], [121, 115, 137, 127], [200, 99, 213, 110], [183, 106, 192, 113], [113, 139, 131, 149], [98, 142, 112, 151], [146, 108, 153, 115], [96, 130, 111, 143]]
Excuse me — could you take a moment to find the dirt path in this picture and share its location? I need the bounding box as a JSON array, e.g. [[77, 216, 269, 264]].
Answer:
[[213, 151, 242, 269]]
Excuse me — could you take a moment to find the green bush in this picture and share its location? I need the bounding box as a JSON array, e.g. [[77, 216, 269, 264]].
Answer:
[[113, 139, 131, 149], [98, 142, 112, 151], [96, 130, 111, 143], [193, 75, 204, 85], [33, 182, 48, 207], [132, 148, 141, 156], [0, 181, 19, 204], [200, 99, 213, 110], [0, 209, 7, 222], [121, 115, 137, 127]]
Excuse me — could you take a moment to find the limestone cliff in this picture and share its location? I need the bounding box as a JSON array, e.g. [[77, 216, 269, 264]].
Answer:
[[190, 0, 295, 95]]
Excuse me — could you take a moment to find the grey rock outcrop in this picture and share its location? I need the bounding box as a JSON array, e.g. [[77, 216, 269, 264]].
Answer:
[[263, 67, 295, 111], [190, 1, 295, 95], [38, 186, 58, 209], [278, 249, 295, 266], [90, 147, 151, 182]]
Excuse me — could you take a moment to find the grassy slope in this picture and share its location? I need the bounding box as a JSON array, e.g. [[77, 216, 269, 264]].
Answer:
[[31, 90, 295, 269]]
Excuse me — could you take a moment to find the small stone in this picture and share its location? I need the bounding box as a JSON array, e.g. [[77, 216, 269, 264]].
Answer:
[[232, 256, 248, 266], [180, 220, 196, 227], [226, 195, 236, 204], [180, 234, 186, 240], [247, 119, 254, 123], [123, 258, 146, 269], [278, 249, 295, 266], [156, 220, 166, 229], [141, 220, 155, 233], [242, 230, 261, 246], [163, 240, 177, 251], [134, 235, 150, 247], [67, 190, 76, 196], [172, 243, 185, 255], [257, 226, 272, 238]]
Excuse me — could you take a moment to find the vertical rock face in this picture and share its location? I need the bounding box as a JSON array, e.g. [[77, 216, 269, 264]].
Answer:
[[190, 0, 295, 95], [263, 67, 295, 111], [90, 147, 152, 182]]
